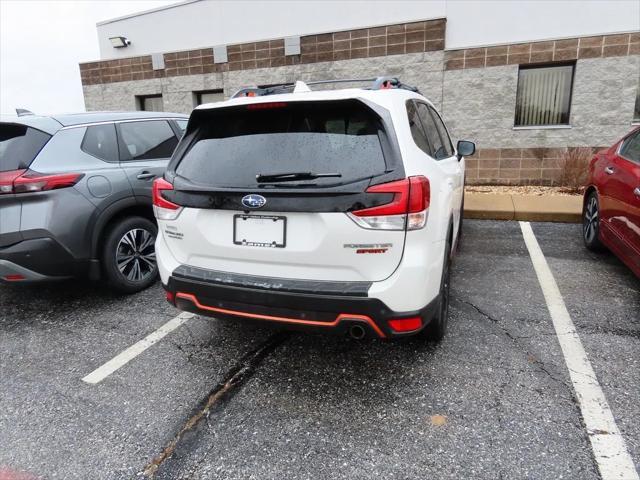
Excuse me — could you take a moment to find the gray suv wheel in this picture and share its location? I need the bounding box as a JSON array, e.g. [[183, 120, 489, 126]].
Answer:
[[102, 216, 158, 293]]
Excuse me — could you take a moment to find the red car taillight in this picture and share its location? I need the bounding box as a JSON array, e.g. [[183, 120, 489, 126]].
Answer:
[[388, 316, 423, 332], [348, 176, 430, 230], [0, 169, 83, 195], [247, 102, 287, 110], [0, 170, 26, 194], [152, 177, 183, 220]]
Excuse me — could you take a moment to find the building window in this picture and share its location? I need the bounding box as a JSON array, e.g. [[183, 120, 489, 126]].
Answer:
[[194, 90, 224, 106], [634, 86, 640, 123], [136, 94, 163, 112], [514, 63, 574, 127]]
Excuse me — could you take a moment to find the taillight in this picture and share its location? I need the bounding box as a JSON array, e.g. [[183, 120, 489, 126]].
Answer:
[[247, 102, 287, 110], [348, 176, 430, 230], [0, 169, 82, 195], [388, 316, 423, 332], [152, 178, 183, 220], [3, 274, 26, 282], [165, 290, 176, 305], [0, 169, 26, 194]]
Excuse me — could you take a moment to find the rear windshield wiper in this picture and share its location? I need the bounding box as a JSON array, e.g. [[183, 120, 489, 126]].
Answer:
[[256, 171, 342, 183]]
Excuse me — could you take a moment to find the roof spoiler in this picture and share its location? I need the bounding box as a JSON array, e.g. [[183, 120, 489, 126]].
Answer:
[[230, 77, 419, 99]]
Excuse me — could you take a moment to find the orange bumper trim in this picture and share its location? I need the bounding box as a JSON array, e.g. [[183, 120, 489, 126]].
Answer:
[[175, 292, 386, 338]]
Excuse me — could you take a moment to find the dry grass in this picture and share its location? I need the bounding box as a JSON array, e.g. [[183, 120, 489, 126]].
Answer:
[[465, 185, 582, 196], [558, 147, 593, 193]]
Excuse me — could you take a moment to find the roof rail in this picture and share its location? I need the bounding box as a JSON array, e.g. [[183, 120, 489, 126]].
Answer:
[[231, 84, 295, 99], [370, 76, 419, 93], [230, 77, 419, 99]]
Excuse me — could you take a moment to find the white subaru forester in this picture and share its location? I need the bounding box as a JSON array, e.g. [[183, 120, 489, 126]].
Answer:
[[153, 77, 475, 341]]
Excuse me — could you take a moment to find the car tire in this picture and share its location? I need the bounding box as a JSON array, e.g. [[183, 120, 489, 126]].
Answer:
[[423, 233, 452, 342], [102, 216, 159, 293], [583, 191, 605, 252]]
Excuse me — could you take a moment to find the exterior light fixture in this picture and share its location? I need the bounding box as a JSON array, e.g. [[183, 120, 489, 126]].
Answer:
[[109, 36, 131, 48]]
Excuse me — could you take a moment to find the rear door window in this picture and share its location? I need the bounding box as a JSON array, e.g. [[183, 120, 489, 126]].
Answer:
[[117, 120, 178, 161], [81, 124, 118, 162], [416, 103, 448, 160], [0, 124, 51, 171], [620, 130, 640, 163], [176, 101, 387, 188], [406, 101, 431, 155], [427, 106, 454, 158]]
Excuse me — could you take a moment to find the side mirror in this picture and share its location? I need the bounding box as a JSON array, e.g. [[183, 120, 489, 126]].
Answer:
[[456, 140, 476, 160]]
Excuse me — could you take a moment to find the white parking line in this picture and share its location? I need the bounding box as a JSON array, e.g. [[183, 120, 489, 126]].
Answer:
[[82, 311, 196, 385], [520, 221, 639, 480]]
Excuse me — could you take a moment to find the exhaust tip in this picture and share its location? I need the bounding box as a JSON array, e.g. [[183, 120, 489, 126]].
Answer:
[[349, 324, 367, 340]]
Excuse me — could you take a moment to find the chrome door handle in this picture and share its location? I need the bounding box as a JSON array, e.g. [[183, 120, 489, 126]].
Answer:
[[634, 187, 640, 197], [136, 172, 155, 180], [604, 166, 615, 175]]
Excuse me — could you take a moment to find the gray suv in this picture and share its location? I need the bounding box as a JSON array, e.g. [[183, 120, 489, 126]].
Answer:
[[0, 111, 188, 292]]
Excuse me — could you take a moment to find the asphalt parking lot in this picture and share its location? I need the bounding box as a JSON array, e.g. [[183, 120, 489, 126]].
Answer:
[[1, 220, 638, 480]]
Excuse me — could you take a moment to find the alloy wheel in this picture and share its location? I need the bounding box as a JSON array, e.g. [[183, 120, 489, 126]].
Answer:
[[116, 228, 157, 282], [584, 195, 599, 243]]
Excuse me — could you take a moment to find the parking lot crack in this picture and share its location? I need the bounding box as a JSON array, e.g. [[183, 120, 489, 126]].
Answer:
[[140, 331, 290, 478], [455, 298, 572, 391]]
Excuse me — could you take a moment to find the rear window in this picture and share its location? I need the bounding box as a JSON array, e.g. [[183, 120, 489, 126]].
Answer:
[[0, 124, 51, 172], [176, 101, 387, 188]]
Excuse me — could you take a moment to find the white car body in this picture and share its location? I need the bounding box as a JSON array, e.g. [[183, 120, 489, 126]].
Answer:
[[154, 80, 470, 339]]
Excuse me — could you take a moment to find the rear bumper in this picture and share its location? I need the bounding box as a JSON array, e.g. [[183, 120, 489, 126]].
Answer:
[[0, 259, 52, 282], [0, 237, 77, 282], [164, 269, 439, 338]]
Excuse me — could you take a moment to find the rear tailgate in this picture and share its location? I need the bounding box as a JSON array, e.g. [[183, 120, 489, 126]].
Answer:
[[160, 99, 407, 282]]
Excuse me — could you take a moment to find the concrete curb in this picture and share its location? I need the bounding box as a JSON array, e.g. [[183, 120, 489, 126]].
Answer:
[[464, 193, 583, 223]]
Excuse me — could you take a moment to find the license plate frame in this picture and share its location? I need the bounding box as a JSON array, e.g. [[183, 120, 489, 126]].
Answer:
[[233, 214, 287, 248]]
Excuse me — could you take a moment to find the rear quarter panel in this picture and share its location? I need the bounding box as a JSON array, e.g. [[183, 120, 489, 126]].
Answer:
[[0, 195, 22, 246], [28, 127, 135, 259]]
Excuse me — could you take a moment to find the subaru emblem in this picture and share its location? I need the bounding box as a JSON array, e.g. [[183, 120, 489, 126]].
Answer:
[[241, 194, 267, 209]]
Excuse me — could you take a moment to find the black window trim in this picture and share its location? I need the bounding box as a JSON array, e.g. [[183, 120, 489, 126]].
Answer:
[[115, 119, 179, 162], [513, 61, 576, 128], [80, 122, 120, 163]]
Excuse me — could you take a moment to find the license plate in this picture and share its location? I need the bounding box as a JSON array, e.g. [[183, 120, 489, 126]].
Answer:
[[233, 214, 287, 248]]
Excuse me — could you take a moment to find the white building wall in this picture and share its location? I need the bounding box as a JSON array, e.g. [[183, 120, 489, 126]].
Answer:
[[444, 0, 639, 49], [97, 0, 640, 60]]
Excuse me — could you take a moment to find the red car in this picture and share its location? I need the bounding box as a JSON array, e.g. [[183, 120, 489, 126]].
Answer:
[[583, 126, 640, 277]]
